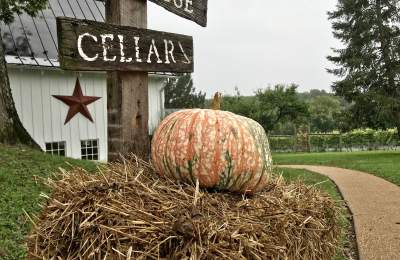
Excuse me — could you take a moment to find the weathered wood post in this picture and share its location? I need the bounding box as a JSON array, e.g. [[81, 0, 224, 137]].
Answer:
[[106, 0, 150, 161]]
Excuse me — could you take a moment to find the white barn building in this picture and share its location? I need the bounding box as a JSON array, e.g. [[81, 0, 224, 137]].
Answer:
[[2, 0, 168, 162]]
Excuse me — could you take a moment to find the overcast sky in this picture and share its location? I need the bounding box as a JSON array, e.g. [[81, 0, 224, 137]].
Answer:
[[148, 0, 341, 97]]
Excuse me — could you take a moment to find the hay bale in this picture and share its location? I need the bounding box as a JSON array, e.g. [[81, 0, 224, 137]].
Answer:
[[27, 156, 341, 259]]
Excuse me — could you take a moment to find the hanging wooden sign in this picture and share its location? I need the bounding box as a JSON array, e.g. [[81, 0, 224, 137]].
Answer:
[[149, 0, 208, 27], [57, 17, 194, 73]]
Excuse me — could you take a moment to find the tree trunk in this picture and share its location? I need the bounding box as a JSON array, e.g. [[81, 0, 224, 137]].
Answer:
[[397, 126, 400, 140], [396, 112, 400, 139], [0, 29, 39, 148]]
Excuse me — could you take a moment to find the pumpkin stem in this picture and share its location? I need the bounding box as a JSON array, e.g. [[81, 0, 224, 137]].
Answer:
[[211, 92, 222, 110]]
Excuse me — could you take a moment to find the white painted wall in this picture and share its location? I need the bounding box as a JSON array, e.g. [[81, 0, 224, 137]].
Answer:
[[8, 66, 167, 162], [8, 67, 108, 161], [148, 76, 166, 135]]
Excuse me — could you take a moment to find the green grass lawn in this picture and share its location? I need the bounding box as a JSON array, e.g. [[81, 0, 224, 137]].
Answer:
[[273, 150, 400, 186], [276, 167, 355, 260], [0, 145, 96, 259]]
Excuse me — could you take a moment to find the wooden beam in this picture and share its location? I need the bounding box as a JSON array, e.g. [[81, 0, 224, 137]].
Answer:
[[106, 0, 150, 161]]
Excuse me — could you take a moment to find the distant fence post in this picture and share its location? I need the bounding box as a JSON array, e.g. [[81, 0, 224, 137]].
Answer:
[[294, 125, 311, 153]]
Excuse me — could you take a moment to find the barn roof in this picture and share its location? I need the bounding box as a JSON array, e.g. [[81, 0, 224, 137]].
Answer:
[[1, 0, 105, 67]]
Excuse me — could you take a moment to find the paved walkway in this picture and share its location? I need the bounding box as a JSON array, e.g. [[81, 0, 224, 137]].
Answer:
[[278, 165, 400, 260]]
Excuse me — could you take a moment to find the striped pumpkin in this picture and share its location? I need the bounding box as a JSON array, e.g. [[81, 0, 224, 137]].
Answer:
[[151, 109, 273, 194]]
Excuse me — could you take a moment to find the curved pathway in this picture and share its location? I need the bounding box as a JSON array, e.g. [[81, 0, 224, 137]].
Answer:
[[278, 165, 400, 260]]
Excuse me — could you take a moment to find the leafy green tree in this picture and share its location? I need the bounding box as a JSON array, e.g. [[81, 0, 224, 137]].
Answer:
[[0, 1, 47, 23], [164, 74, 206, 109], [221, 87, 256, 118], [309, 95, 343, 133], [223, 84, 310, 134], [0, 0, 47, 146], [254, 84, 310, 133], [335, 99, 395, 132], [299, 89, 330, 100], [328, 0, 400, 136]]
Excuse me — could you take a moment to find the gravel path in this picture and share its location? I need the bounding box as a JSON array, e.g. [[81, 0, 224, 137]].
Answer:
[[278, 165, 400, 260]]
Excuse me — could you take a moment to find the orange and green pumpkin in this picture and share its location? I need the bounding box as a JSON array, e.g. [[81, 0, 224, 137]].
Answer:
[[151, 109, 273, 194]]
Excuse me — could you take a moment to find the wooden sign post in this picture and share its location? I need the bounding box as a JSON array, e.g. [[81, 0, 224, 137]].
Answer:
[[106, 0, 149, 161], [56, 0, 203, 161]]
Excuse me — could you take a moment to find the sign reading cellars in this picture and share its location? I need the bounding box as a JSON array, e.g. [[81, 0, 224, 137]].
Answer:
[[57, 17, 194, 73]]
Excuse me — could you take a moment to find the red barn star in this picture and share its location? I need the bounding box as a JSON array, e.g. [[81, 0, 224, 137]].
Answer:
[[53, 78, 101, 124]]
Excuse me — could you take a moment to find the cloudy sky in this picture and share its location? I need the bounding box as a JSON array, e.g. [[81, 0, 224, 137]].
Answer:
[[148, 0, 341, 97]]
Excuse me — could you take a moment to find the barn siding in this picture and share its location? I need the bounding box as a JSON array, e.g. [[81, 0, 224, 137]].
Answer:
[[8, 66, 167, 162], [8, 67, 108, 161], [148, 76, 166, 135]]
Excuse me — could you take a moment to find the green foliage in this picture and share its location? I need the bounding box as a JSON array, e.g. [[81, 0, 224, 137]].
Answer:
[[164, 74, 206, 109], [0, 145, 96, 259], [222, 87, 356, 135], [222, 84, 310, 133], [0, 0, 47, 23], [309, 134, 342, 152], [222, 85, 400, 135], [270, 128, 399, 153], [341, 128, 399, 151], [328, 0, 400, 134], [221, 87, 256, 118], [299, 89, 330, 100], [269, 136, 295, 152], [334, 98, 397, 132], [309, 95, 343, 133], [254, 84, 310, 132], [274, 150, 400, 186]]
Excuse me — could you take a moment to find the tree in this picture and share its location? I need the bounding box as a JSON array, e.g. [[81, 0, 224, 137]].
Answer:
[[222, 84, 310, 134], [299, 89, 329, 100], [164, 74, 206, 109], [334, 98, 395, 132], [309, 95, 343, 133], [328, 0, 400, 136], [0, 0, 47, 146], [254, 84, 310, 133], [221, 87, 256, 118]]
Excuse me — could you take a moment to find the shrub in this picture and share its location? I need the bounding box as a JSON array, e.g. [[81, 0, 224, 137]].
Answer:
[[310, 134, 341, 152], [269, 136, 295, 152], [270, 128, 399, 153]]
